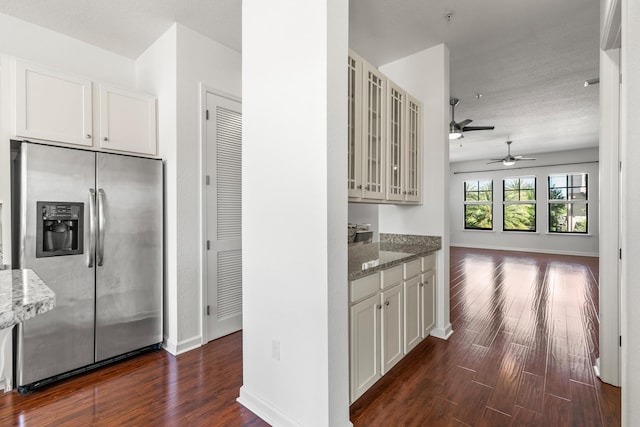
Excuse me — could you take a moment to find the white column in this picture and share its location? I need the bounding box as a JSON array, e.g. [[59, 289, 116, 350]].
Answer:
[[621, 0, 640, 424], [240, 1, 350, 426]]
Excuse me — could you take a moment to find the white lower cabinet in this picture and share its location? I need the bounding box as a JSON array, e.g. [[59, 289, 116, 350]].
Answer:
[[421, 269, 436, 337], [350, 293, 381, 402], [403, 275, 422, 353], [349, 254, 437, 403], [381, 283, 404, 373]]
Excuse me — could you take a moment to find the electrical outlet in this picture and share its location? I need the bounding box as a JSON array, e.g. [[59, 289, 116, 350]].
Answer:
[[272, 340, 280, 361]]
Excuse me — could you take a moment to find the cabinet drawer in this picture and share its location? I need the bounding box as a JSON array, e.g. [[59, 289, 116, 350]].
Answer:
[[403, 259, 421, 279], [422, 254, 436, 272], [381, 265, 403, 289], [350, 273, 380, 303]]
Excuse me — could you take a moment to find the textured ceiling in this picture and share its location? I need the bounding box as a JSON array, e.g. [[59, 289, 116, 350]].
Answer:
[[0, 0, 600, 163], [350, 0, 600, 162]]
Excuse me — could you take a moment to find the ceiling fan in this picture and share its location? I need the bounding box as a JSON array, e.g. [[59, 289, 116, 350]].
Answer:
[[487, 140, 536, 166], [449, 97, 495, 140]]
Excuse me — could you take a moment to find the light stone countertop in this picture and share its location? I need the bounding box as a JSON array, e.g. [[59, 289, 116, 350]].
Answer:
[[348, 234, 441, 281], [0, 269, 55, 330]]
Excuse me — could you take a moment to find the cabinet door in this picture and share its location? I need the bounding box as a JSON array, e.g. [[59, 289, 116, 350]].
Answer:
[[98, 85, 157, 155], [381, 284, 403, 374], [387, 81, 404, 201], [361, 63, 386, 199], [350, 293, 381, 402], [404, 95, 422, 203], [404, 275, 422, 353], [421, 270, 435, 337], [15, 61, 93, 146], [348, 51, 363, 198]]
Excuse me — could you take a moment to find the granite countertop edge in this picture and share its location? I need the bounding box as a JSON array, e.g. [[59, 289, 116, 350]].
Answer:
[[0, 269, 56, 330], [348, 234, 442, 281]]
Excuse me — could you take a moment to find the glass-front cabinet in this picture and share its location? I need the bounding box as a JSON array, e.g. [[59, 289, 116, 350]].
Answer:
[[387, 82, 404, 201], [404, 95, 421, 202], [347, 49, 422, 204], [347, 51, 363, 198], [362, 62, 386, 200]]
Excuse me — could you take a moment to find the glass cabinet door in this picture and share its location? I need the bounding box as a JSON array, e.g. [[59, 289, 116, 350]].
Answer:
[[387, 82, 404, 201], [362, 63, 386, 200], [404, 95, 421, 202], [347, 52, 363, 198]]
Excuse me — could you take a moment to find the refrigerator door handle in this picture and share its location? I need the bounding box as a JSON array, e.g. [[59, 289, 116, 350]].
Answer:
[[97, 188, 106, 266], [88, 189, 96, 268]]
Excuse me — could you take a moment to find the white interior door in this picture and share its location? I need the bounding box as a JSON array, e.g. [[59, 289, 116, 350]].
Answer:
[[205, 90, 242, 342]]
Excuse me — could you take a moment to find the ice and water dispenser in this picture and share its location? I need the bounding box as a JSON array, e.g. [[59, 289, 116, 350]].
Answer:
[[36, 202, 84, 257]]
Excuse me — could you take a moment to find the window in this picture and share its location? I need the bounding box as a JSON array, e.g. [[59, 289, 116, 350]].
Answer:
[[503, 177, 536, 231], [548, 173, 588, 233], [464, 180, 493, 230]]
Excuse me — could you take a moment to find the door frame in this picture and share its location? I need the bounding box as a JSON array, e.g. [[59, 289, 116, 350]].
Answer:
[[199, 84, 242, 344]]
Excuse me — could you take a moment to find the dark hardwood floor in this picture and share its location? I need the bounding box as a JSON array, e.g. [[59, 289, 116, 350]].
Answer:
[[0, 247, 621, 426], [350, 247, 621, 426], [0, 331, 268, 426]]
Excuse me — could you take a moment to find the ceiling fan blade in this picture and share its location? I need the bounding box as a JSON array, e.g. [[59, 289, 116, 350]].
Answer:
[[516, 157, 536, 161], [486, 160, 504, 164], [458, 119, 473, 128], [462, 125, 495, 132]]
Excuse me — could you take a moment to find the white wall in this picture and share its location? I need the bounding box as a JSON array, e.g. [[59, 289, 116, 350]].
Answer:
[[378, 44, 452, 340], [135, 24, 242, 354], [348, 202, 379, 241], [0, 12, 137, 268], [239, 0, 350, 426], [621, 0, 640, 424], [450, 148, 599, 256]]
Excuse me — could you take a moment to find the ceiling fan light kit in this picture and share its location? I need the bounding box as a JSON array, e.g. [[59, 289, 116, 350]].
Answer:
[[449, 97, 495, 140], [487, 140, 536, 166]]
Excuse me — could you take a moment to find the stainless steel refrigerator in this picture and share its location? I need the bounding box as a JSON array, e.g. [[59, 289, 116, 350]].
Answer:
[[11, 141, 163, 392]]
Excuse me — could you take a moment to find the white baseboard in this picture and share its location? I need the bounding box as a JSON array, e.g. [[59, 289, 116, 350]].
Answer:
[[162, 334, 202, 356], [431, 323, 454, 340], [237, 386, 305, 427], [450, 242, 598, 257]]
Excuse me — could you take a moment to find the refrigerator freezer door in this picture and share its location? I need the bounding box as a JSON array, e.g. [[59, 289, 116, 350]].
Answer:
[[95, 153, 162, 362], [17, 143, 96, 386]]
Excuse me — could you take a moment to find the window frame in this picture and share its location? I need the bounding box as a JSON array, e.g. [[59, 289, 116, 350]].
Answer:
[[502, 176, 537, 232], [547, 173, 589, 234], [463, 179, 493, 231]]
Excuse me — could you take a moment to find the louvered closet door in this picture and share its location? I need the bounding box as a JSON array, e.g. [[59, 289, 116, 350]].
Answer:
[[205, 91, 242, 342]]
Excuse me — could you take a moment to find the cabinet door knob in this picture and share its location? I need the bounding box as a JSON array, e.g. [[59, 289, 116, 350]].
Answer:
[[365, 185, 370, 191], [385, 301, 390, 306], [103, 137, 109, 142], [377, 305, 382, 310], [86, 134, 92, 138], [419, 282, 423, 287], [357, 185, 362, 189]]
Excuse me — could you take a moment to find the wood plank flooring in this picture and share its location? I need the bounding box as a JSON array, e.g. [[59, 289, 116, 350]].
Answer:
[[350, 247, 621, 426], [0, 247, 621, 426], [0, 331, 268, 426]]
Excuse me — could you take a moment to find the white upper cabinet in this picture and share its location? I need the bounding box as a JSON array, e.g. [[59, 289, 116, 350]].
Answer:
[[14, 60, 157, 156], [98, 85, 157, 156], [347, 50, 422, 204], [362, 62, 386, 200], [15, 61, 93, 146], [404, 94, 422, 202], [348, 51, 363, 198], [387, 81, 405, 202]]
